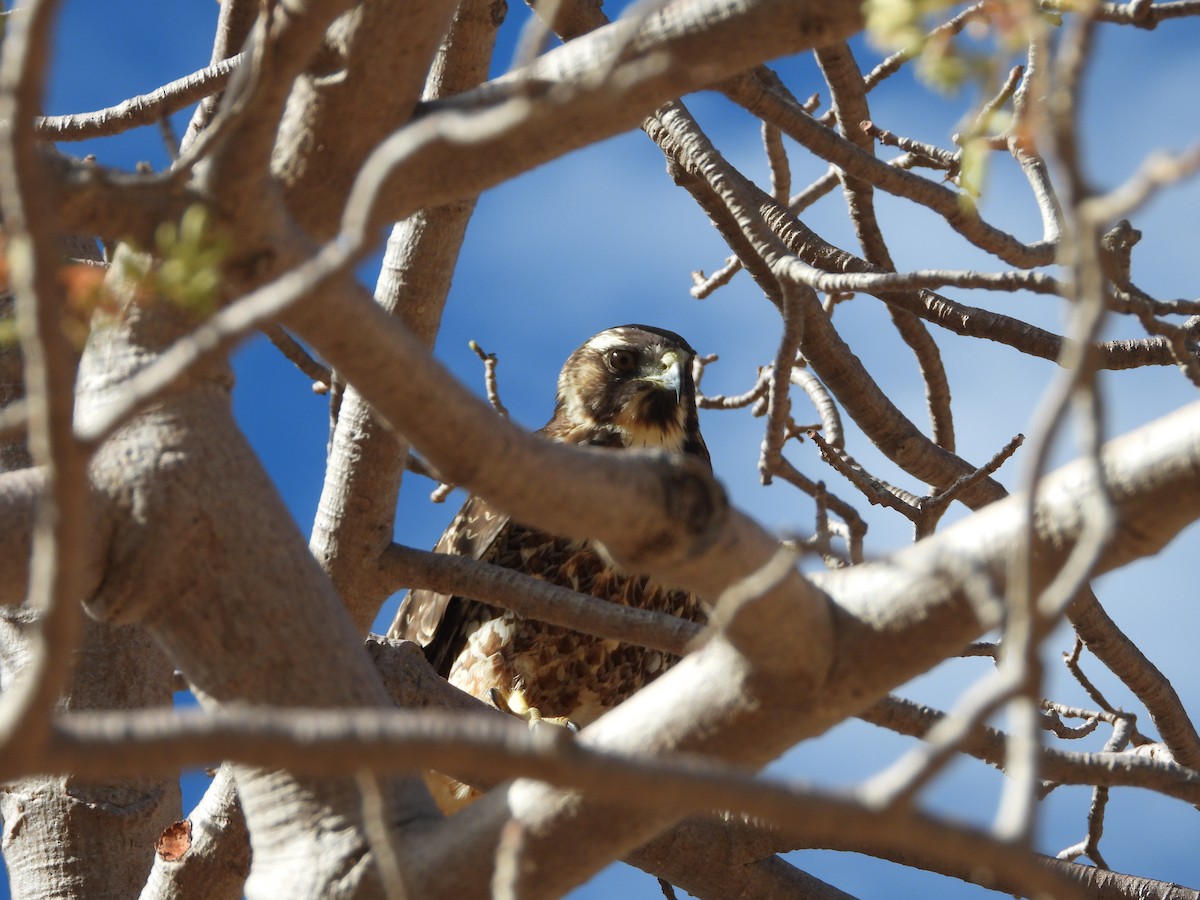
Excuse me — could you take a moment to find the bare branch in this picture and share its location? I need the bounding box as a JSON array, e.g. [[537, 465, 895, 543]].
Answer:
[[1069, 595, 1200, 769], [757, 285, 805, 484], [378, 544, 704, 656], [469, 340, 509, 417], [862, 119, 959, 171], [861, 695, 1200, 804], [262, 324, 331, 389], [725, 71, 1056, 268], [1084, 142, 1200, 223], [36, 54, 242, 142]]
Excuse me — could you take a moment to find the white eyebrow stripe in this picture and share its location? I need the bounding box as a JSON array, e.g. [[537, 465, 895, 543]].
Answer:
[[584, 331, 638, 353], [585, 328, 676, 356]]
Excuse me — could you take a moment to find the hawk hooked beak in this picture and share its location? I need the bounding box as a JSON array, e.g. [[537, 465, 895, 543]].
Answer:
[[641, 349, 685, 402]]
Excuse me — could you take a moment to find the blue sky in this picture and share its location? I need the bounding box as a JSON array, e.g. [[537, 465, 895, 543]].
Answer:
[[25, 1, 1200, 897]]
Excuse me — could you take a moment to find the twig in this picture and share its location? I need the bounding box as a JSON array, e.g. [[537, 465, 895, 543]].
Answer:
[[862, 120, 958, 172], [859, 3, 988, 95], [769, 458, 867, 565], [262, 324, 332, 389], [1041, 0, 1200, 28], [1128, 310, 1200, 389], [858, 665, 1027, 813], [758, 286, 805, 484], [691, 153, 929, 302], [811, 424, 1017, 542], [1070, 594, 1200, 769], [1061, 637, 1152, 746], [689, 352, 717, 394], [697, 368, 769, 410], [966, 65, 1024, 138], [781, 263, 1062, 297], [158, 116, 180, 163], [859, 694, 1200, 804], [1040, 707, 1098, 740], [1055, 712, 1131, 870], [429, 482, 455, 504], [726, 72, 1056, 269], [690, 255, 741, 299], [791, 366, 842, 450], [1009, 35, 1063, 245], [916, 434, 1024, 538], [794, 482, 861, 568], [816, 40, 955, 455], [995, 7, 1114, 846], [469, 340, 509, 417], [1083, 142, 1200, 224], [1055, 786, 1109, 868], [762, 122, 790, 204], [807, 429, 922, 521], [961, 642, 999, 659], [787, 166, 841, 211]]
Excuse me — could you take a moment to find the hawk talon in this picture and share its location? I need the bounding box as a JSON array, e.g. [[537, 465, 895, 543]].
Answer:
[[490, 685, 578, 732]]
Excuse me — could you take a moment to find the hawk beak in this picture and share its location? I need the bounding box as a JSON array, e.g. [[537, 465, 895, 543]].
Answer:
[[644, 349, 684, 402]]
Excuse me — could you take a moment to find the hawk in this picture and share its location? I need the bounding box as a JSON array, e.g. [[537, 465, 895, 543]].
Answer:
[[389, 325, 710, 804]]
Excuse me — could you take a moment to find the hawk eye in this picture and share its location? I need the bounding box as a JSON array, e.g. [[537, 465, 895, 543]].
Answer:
[[607, 349, 637, 374]]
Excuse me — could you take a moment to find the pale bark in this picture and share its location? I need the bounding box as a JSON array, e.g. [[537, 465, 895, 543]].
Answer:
[[138, 767, 249, 900], [310, 0, 502, 630]]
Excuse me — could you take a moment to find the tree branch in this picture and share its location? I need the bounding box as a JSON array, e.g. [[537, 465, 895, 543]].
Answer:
[[36, 55, 242, 142], [379, 544, 703, 656]]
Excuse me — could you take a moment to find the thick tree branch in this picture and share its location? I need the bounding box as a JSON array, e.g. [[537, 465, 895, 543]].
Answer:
[[0, 466, 42, 606], [267, 0, 462, 238], [309, 0, 500, 631], [45, 706, 1085, 900], [138, 766, 249, 900], [347, 0, 865, 234]]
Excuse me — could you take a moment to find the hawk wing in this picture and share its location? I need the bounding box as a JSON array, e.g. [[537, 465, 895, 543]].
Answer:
[[388, 427, 625, 675], [388, 493, 510, 677]]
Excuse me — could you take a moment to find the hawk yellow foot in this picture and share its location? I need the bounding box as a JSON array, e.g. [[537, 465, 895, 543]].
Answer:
[[489, 686, 579, 732]]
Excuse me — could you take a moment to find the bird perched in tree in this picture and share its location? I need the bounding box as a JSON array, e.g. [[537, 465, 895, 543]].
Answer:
[[389, 325, 710, 806]]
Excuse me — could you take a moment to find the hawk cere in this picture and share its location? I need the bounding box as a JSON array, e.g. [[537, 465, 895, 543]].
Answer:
[[390, 325, 710, 804]]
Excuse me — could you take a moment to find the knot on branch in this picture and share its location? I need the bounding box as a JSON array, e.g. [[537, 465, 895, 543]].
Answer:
[[1100, 219, 1142, 285], [600, 453, 728, 574]]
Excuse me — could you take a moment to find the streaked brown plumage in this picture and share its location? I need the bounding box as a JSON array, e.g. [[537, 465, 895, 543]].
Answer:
[[389, 325, 710, 804]]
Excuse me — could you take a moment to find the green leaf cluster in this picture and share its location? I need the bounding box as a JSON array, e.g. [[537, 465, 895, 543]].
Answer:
[[139, 204, 231, 318]]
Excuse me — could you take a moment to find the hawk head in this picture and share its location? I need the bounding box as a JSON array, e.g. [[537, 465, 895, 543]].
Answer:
[[546, 324, 710, 468]]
